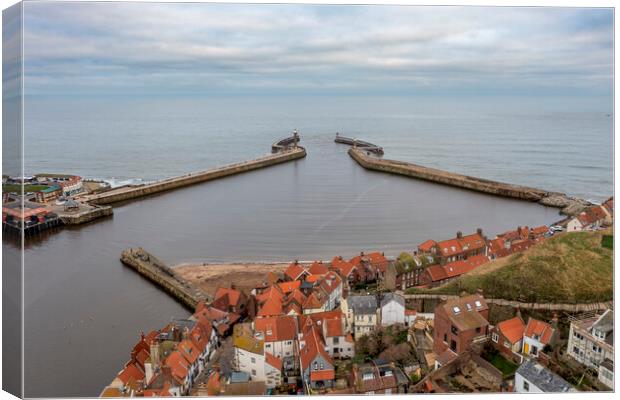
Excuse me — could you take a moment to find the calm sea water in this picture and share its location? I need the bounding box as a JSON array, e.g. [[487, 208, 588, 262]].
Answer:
[[6, 95, 613, 397], [24, 95, 613, 201]]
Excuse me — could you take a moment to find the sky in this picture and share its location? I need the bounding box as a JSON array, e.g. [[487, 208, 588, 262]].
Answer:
[[17, 2, 614, 98]]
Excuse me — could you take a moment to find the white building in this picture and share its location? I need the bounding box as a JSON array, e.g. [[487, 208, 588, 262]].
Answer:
[[232, 323, 266, 382], [343, 295, 378, 337], [566, 310, 614, 390], [515, 359, 573, 393], [380, 292, 405, 326]]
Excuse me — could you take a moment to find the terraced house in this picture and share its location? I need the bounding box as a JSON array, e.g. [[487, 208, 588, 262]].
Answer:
[[566, 310, 614, 390]]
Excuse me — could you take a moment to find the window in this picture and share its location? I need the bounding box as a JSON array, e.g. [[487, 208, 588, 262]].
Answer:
[[504, 341, 510, 348], [333, 337, 340, 344], [252, 369, 257, 376], [492, 333, 499, 343], [573, 346, 580, 355], [251, 357, 256, 364], [523, 381, 529, 391], [531, 346, 538, 356], [320, 363, 324, 370], [451, 325, 458, 335], [476, 327, 481, 334], [313, 362, 318, 370], [266, 344, 271, 348]]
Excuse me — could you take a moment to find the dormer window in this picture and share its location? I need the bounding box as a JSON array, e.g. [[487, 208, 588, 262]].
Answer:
[[474, 301, 482, 308], [466, 303, 472, 311], [453, 306, 461, 314]]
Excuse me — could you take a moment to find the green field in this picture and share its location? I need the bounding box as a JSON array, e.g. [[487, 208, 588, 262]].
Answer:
[[2, 184, 50, 194], [407, 231, 613, 303], [484, 353, 518, 377], [602, 235, 613, 250]]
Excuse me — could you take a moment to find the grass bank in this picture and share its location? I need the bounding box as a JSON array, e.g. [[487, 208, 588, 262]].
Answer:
[[407, 231, 613, 303]]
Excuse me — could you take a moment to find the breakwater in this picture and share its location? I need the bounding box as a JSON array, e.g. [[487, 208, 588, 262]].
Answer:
[[57, 205, 113, 225], [348, 147, 590, 216], [334, 133, 384, 155], [120, 247, 207, 310], [272, 131, 300, 153], [87, 146, 306, 205]]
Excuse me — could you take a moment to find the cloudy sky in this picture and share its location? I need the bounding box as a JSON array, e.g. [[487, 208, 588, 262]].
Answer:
[[20, 2, 613, 97]]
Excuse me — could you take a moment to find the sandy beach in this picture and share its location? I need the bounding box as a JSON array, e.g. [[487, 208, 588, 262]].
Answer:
[[174, 262, 291, 296]]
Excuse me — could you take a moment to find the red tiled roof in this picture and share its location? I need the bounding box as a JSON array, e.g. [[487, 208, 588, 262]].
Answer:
[[426, 254, 489, 282], [284, 262, 307, 281], [288, 288, 307, 305], [206, 371, 221, 396], [349, 252, 389, 273], [310, 370, 335, 381], [144, 382, 172, 397], [524, 318, 555, 345], [117, 362, 145, 385], [254, 315, 297, 342], [458, 233, 486, 252], [418, 240, 437, 252], [178, 339, 200, 365], [135, 348, 150, 369], [265, 352, 283, 370], [303, 291, 325, 310], [324, 317, 344, 337], [308, 261, 329, 275], [530, 225, 549, 236], [488, 238, 511, 258], [318, 271, 341, 295], [603, 197, 614, 215], [405, 309, 417, 316], [213, 287, 244, 309], [305, 274, 323, 283], [299, 324, 333, 372], [437, 238, 462, 257], [164, 351, 190, 383], [256, 285, 284, 304], [257, 297, 283, 317], [277, 280, 301, 294], [577, 205, 609, 226], [496, 316, 525, 344], [331, 256, 356, 278]]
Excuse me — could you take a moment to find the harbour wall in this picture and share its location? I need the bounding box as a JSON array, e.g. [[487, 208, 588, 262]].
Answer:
[[120, 247, 208, 310], [348, 148, 590, 215], [58, 205, 113, 225], [88, 147, 306, 205], [334, 134, 384, 155]]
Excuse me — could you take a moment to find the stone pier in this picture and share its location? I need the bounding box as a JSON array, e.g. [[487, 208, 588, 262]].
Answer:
[[120, 247, 208, 310]]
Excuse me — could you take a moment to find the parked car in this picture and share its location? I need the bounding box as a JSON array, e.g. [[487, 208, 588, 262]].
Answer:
[[550, 225, 564, 232]]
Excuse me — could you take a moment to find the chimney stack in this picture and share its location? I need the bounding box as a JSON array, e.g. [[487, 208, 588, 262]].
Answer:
[[476, 288, 484, 296], [477, 228, 483, 236], [456, 231, 463, 239]]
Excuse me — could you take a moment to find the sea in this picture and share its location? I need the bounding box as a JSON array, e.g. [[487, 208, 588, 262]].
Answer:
[[3, 94, 613, 397]]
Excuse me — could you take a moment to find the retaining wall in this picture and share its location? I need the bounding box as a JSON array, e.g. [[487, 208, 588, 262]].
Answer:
[[403, 293, 612, 312], [120, 247, 208, 310], [88, 147, 306, 205]]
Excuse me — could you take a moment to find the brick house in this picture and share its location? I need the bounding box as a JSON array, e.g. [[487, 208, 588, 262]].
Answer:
[[491, 315, 525, 361], [350, 359, 410, 394], [418, 255, 488, 287], [434, 230, 487, 264], [433, 294, 489, 355]]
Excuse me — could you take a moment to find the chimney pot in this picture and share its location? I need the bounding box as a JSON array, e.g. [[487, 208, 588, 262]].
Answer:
[[457, 231, 463, 239]]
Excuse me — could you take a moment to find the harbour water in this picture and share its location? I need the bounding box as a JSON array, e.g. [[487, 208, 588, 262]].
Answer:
[[7, 95, 613, 397]]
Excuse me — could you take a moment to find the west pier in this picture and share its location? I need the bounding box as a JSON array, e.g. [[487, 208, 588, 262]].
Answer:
[[87, 136, 306, 206]]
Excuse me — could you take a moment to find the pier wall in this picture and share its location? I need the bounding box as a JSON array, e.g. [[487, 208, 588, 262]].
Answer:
[[349, 148, 546, 201], [58, 205, 113, 225], [88, 147, 306, 205], [348, 147, 591, 215], [120, 248, 207, 310], [335, 134, 384, 155]]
